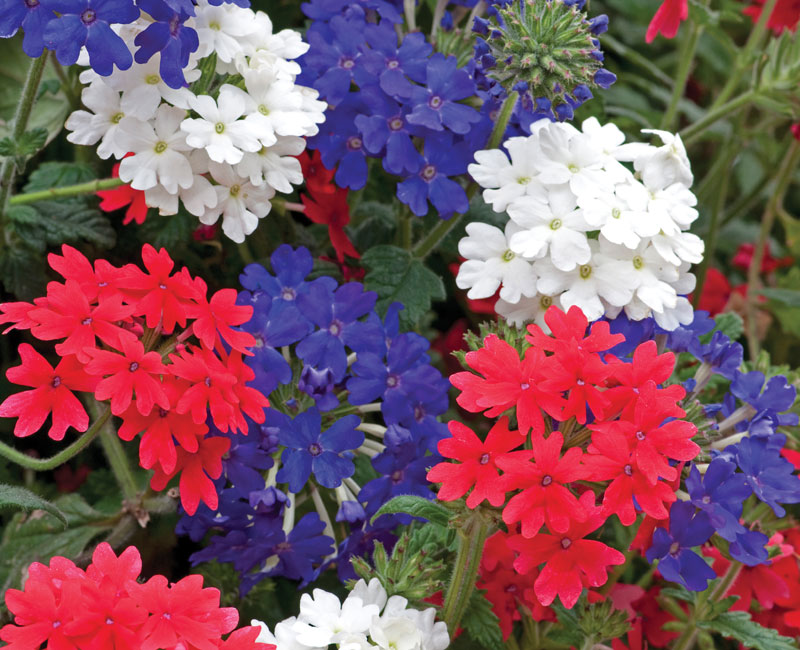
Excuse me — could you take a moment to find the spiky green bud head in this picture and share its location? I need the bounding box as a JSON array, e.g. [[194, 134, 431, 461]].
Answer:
[[483, 0, 601, 107], [578, 599, 631, 643]]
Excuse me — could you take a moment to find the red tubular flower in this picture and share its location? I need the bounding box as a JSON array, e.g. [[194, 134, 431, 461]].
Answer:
[[743, 0, 800, 33], [451, 335, 564, 436], [117, 244, 197, 333], [28, 280, 134, 362], [590, 381, 698, 485], [118, 377, 205, 474], [225, 350, 269, 431], [189, 278, 256, 354], [0, 344, 98, 440], [526, 305, 623, 354], [150, 435, 231, 515], [497, 431, 588, 537], [302, 186, 360, 262], [97, 162, 148, 225], [509, 491, 625, 608], [646, 0, 689, 42], [168, 344, 238, 430], [85, 332, 169, 416], [583, 428, 675, 524], [427, 417, 523, 508]]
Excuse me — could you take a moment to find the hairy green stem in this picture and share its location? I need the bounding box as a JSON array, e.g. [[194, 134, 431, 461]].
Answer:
[[404, 0, 417, 31], [10, 177, 124, 205], [679, 90, 757, 144], [0, 406, 110, 470], [710, 0, 779, 110], [442, 514, 490, 637], [745, 140, 800, 360], [0, 52, 49, 224], [660, 18, 703, 130], [412, 91, 518, 260], [91, 401, 139, 503]]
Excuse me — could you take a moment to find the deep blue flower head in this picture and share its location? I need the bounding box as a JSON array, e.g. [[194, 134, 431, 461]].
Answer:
[[689, 331, 744, 380], [336, 499, 366, 523], [0, 0, 51, 56], [604, 313, 657, 357], [660, 310, 715, 353], [267, 512, 335, 585], [303, 15, 367, 105], [311, 94, 371, 190], [249, 487, 288, 517], [356, 25, 432, 99], [646, 501, 716, 591], [406, 53, 480, 135], [731, 370, 797, 419], [731, 435, 800, 517], [729, 528, 769, 566], [133, 0, 199, 88], [334, 514, 400, 580], [296, 280, 378, 380], [302, 0, 402, 23], [396, 132, 470, 218], [299, 365, 339, 411], [686, 460, 751, 542], [276, 407, 364, 492], [353, 88, 422, 176], [347, 302, 402, 358], [41, 0, 138, 74], [216, 422, 275, 498]]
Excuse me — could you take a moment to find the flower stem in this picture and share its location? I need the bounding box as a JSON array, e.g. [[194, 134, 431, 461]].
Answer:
[[412, 91, 518, 260], [404, 0, 417, 31], [91, 401, 139, 503], [9, 177, 124, 205], [0, 406, 111, 471], [679, 90, 757, 145], [745, 140, 800, 360], [442, 512, 491, 637], [660, 16, 703, 130], [0, 52, 49, 224]]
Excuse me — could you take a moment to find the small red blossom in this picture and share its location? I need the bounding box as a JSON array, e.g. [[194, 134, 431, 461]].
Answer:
[[497, 431, 588, 537], [0, 300, 41, 333], [302, 185, 359, 262], [451, 335, 564, 436], [48, 245, 127, 303], [150, 434, 231, 514], [427, 417, 523, 508], [225, 350, 270, 431], [28, 279, 134, 362], [695, 268, 732, 316], [743, 0, 800, 33], [732, 242, 793, 274], [85, 332, 169, 416], [646, 0, 688, 42], [117, 244, 197, 333], [118, 377, 205, 474], [298, 149, 336, 195], [0, 344, 98, 440], [793, 123, 800, 141], [189, 278, 256, 354], [220, 627, 275, 650], [541, 343, 613, 423], [509, 491, 625, 608], [97, 161, 149, 225], [526, 305, 623, 354]]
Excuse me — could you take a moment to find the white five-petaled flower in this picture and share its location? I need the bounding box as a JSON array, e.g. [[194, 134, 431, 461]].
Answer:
[[193, 0, 259, 62], [202, 162, 275, 242], [116, 105, 193, 193], [65, 80, 130, 160], [468, 136, 544, 212], [181, 85, 267, 164]]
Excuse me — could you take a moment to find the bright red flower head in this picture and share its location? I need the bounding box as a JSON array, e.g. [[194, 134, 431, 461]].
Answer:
[[451, 335, 564, 436], [732, 242, 793, 274], [509, 491, 625, 608], [225, 350, 270, 432], [526, 305, 623, 354], [646, 0, 688, 42], [85, 332, 169, 416], [302, 186, 359, 262], [298, 150, 336, 195], [0, 344, 98, 440], [427, 417, 523, 508], [48, 245, 127, 303], [219, 627, 275, 649], [743, 0, 800, 33], [189, 277, 256, 354], [695, 268, 732, 316], [497, 430, 588, 537], [97, 161, 149, 225]]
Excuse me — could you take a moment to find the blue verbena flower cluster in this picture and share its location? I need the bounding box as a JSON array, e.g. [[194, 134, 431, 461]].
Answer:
[[176, 245, 449, 593], [0, 0, 233, 86], [631, 311, 800, 590]]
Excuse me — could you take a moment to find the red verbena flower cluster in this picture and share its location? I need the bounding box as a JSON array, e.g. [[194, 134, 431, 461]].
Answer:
[[0, 244, 268, 514], [97, 158, 148, 226], [427, 306, 701, 612], [0, 542, 273, 650]]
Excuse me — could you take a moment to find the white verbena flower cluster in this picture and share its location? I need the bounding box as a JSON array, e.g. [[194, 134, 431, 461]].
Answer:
[[65, 1, 326, 243], [252, 578, 450, 650], [460, 118, 704, 330]]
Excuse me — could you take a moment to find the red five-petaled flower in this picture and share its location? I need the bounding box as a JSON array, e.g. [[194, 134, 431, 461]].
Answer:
[[427, 417, 523, 508], [646, 0, 688, 42], [302, 186, 360, 263], [188, 277, 256, 354], [97, 161, 149, 225], [0, 344, 98, 440], [509, 491, 625, 608], [85, 332, 169, 416]]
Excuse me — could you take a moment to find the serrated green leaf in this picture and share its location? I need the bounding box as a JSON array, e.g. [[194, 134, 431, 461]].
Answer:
[[713, 311, 744, 340], [698, 611, 798, 650], [35, 203, 116, 249], [22, 161, 96, 192], [17, 128, 48, 156], [0, 243, 48, 299], [0, 137, 15, 157], [461, 589, 503, 649], [759, 288, 800, 308], [660, 586, 696, 604], [362, 245, 445, 328], [370, 495, 451, 526], [137, 210, 196, 250], [548, 602, 584, 646], [0, 484, 67, 527]]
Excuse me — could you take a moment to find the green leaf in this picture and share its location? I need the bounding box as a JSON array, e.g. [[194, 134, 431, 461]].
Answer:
[[698, 611, 798, 650], [137, 209, 196, 251], [0, 484, 67, 526], [712, 311, 744, 340], [34, 203, 116, 249], [461, 589, 503, 649], [362, 245, 445, 328], [370, 495, 451, 527], [0, 243, 48, 299], [549, 601, 584, 646], [0, 37, 69, 145], [759, 287, 800, 308], [23, 161, 97, 192], [660, 586, 696, 604]]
